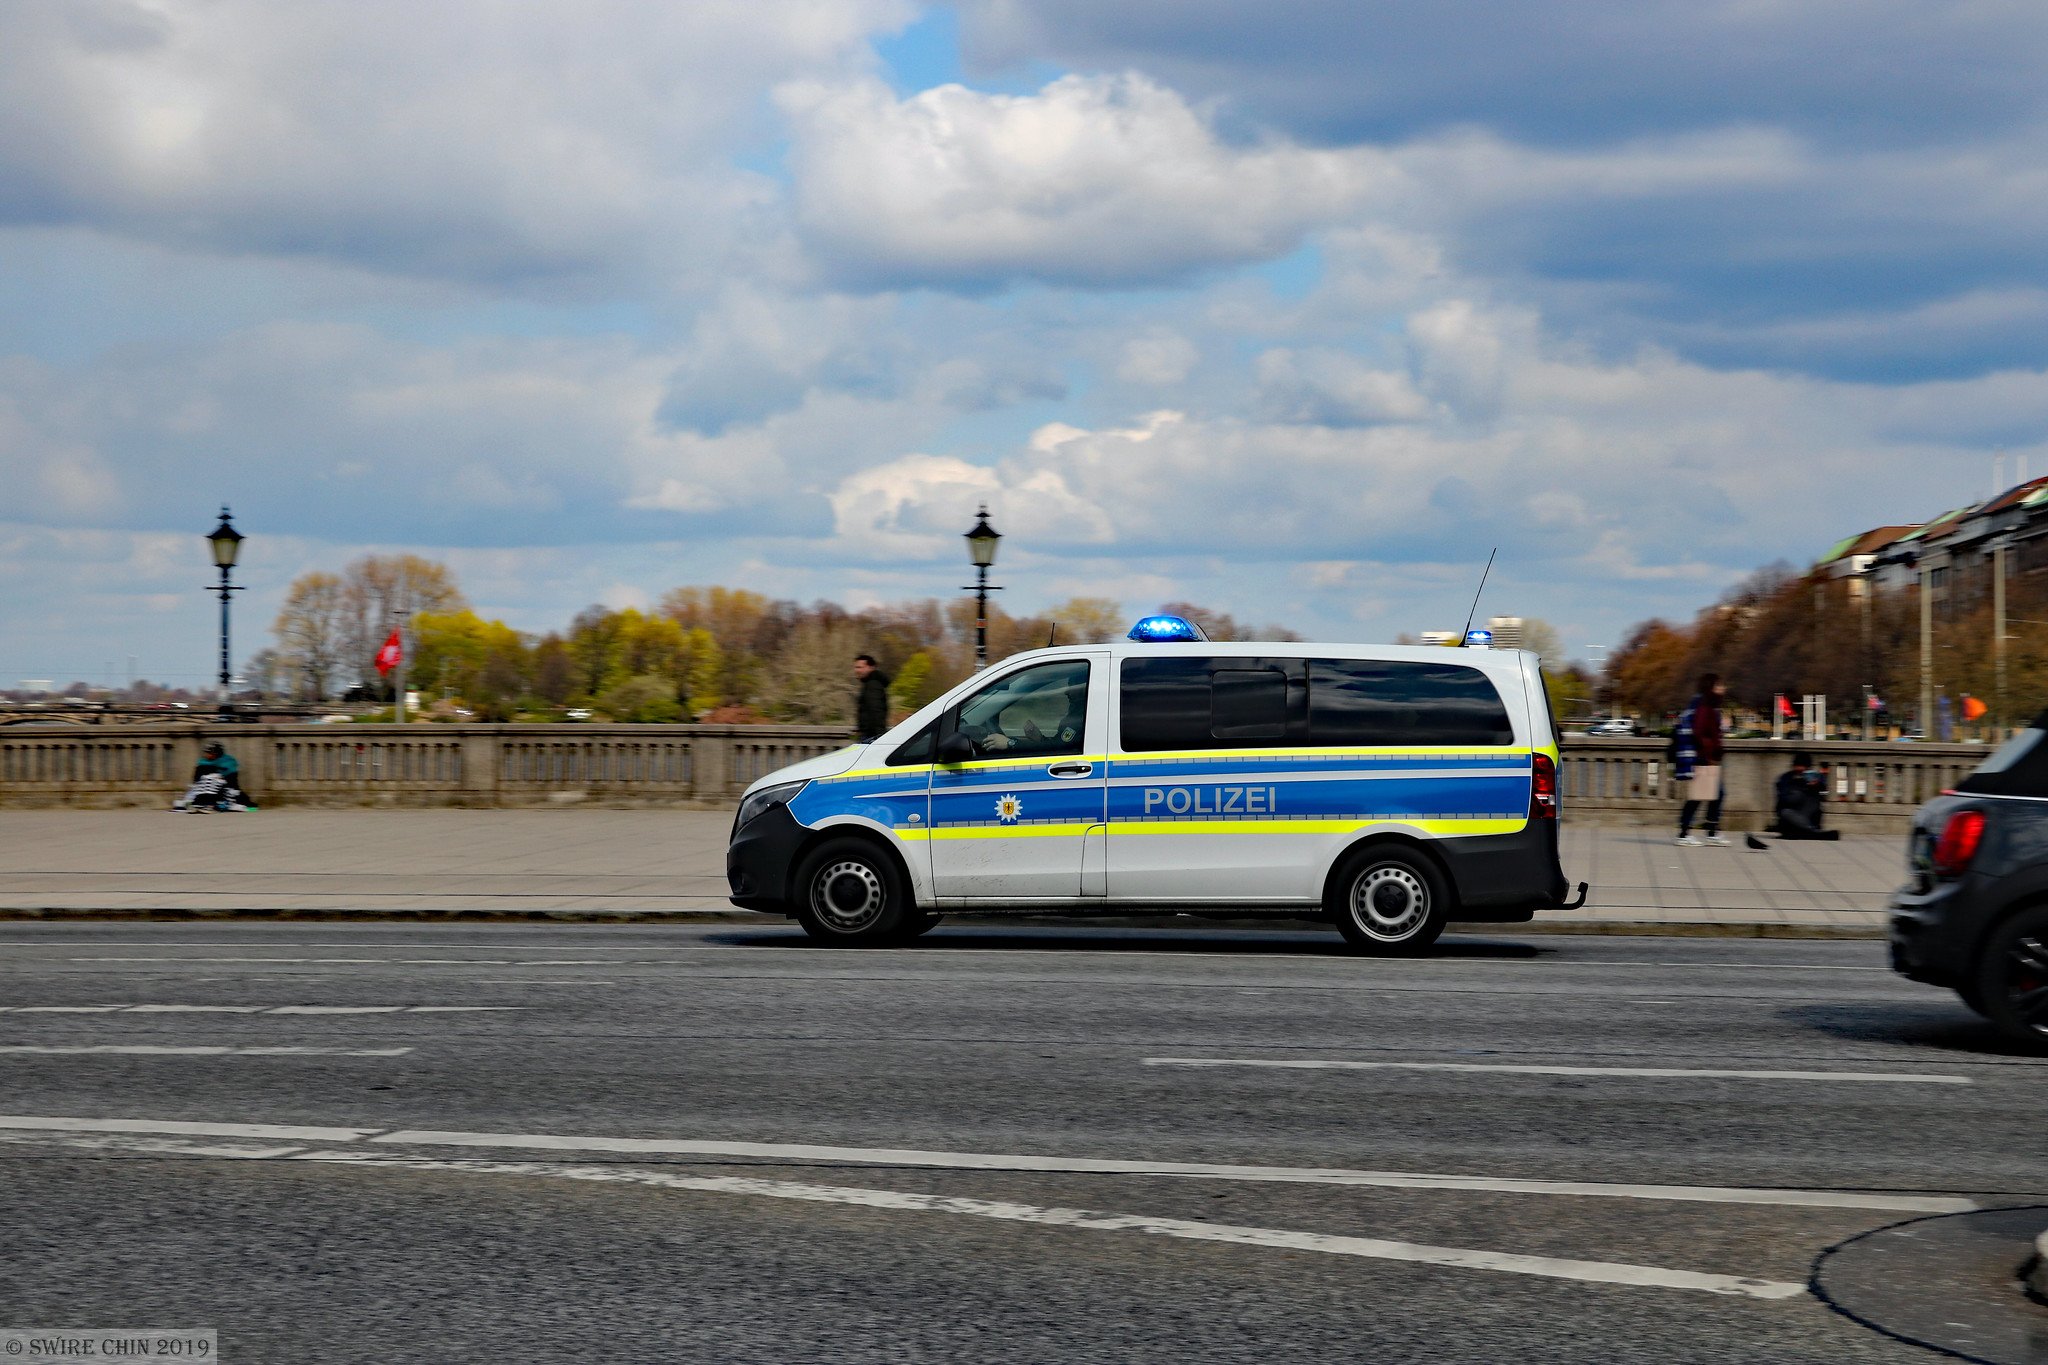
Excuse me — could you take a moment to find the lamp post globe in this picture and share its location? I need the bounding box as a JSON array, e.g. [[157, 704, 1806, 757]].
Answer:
[[207, 508, 244, 570], [962, 505, 1003, 670], [204, 507, 246, 715]]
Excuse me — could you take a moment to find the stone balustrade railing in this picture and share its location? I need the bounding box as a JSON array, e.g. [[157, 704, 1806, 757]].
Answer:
[[0, 723, 856, 809], [0, 724, 1995, 830], [1559, 736, 1984, 835]]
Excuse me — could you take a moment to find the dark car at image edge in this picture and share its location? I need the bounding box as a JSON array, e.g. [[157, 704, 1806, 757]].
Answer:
[[1889, 710, 2048, 1052]]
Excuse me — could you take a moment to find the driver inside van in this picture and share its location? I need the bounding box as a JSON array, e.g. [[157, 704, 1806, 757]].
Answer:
[[966, 677, 1086, 758]]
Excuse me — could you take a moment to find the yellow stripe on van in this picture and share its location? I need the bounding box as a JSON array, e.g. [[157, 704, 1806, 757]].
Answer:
[[894, 823, 1099, 842], [1108, 817, 1527, 837]]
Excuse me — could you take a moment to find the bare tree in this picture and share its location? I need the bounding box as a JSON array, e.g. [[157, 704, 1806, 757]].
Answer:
[[339, 555, 466, 689], [273, 572, 350, 700]]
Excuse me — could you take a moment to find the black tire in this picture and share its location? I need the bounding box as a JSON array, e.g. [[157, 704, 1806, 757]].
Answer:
[[792, 839, 911, 947], [896, 910, 943, 940], [1329, 845, 1450, 954], [1974, 905, 2048, 1053]]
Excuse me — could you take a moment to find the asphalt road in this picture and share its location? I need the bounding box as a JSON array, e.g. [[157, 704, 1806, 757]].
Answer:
[[2, 920, 2044, 1364]]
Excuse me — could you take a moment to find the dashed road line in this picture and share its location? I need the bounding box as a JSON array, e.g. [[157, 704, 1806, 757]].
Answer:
[[0, 1055, 411, 1064], [1141, 1057, 1973, 1084], [0, 1005, 522, 1014]]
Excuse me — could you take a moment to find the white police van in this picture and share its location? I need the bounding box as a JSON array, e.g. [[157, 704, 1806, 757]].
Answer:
[[727, 616, 1578, 951]]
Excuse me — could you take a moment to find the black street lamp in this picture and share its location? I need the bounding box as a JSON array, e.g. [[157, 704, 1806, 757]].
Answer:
[[961, 505, 1003, 671], [205, 507, 245, 714]]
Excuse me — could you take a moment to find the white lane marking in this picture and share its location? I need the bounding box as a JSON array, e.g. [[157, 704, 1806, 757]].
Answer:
[[1142, 1058, 1972, 1085], [0, 1129, 1808, 1299], [0, 1114, 1977, 1216], [371, 1128, 1975, 1214], [0, 1055, 415, 1064], [399, 1006, 525, 1013], [4, 1005, 125, 1013], [39, 948, 1891, 972], [0, 1131, 309, 1159], [64, 957, 523, 965], [0, 1004, 523, 1014], [0, 1116, 380, 1141]]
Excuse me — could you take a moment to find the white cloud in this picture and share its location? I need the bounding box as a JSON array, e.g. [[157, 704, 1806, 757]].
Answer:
[[0, 0, 910, 288], [1116, 330, 1199, 386], [780, 73, 1381, 287], [1254, 348, 1432, 425]]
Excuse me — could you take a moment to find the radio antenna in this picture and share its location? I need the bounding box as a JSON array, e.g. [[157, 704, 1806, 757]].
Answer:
[[1046, 622, 1058, 647], [1459, 548, 1498, 646]]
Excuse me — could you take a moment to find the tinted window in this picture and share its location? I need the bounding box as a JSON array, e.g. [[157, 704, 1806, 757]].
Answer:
[[1120, 657, 1308, 751], [1309, 659, 1514, 747], [1212, 669, 1287, 739], [1957, 727, 2048, 796]]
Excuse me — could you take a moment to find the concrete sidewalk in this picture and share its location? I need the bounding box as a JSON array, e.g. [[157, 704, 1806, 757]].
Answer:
[[0, 810, 1900, 933]]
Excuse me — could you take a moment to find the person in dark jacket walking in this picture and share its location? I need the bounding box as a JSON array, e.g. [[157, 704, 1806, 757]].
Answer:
[[854, 654, 891, 742], [1676, 673, 1727, 846]]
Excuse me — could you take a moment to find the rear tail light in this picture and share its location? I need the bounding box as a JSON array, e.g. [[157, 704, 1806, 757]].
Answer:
[[1531, 752, 1559, 820], [1930, 809, 1986, 879]]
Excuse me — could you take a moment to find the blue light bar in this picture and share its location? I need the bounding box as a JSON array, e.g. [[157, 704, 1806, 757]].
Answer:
[[1128, 614, 1206, 643], [1464, 629, 1494, 648]]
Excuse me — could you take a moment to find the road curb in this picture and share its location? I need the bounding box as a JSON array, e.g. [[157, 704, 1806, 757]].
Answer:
[[0, 905, 1885, 937]]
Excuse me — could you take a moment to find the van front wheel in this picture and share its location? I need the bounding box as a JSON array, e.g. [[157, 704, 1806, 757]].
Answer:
[[1331, 847, 1449, 954], [794, 839, 909, 947]]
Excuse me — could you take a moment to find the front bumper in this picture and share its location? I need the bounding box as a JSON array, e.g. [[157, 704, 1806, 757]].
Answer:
[[726, 801, 809, 912]]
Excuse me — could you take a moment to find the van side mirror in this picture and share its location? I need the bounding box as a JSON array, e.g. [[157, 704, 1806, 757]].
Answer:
[[937, 732, 975, 763]]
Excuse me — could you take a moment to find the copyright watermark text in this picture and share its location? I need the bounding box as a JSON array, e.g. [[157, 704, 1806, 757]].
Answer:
[[0, 1331, 217, 1363]]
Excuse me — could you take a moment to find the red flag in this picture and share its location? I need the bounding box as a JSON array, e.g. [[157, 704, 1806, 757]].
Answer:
[[1963, 695, 1988, 722], [374, 630, 403, 677], [1776, 696, 1794, 718]]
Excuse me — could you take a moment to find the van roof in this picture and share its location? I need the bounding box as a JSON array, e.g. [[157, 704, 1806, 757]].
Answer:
[[1003, 641, 1537, 668]]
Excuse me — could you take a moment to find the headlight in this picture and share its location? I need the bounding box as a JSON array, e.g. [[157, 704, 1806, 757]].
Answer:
[[735, 780, 806, 833]]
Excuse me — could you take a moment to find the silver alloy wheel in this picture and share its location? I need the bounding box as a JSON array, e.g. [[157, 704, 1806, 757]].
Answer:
[[812, 859, 887, 933], [1351, 864, 1429, 941]]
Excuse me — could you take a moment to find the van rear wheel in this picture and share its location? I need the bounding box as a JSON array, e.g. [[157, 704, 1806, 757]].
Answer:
[[793, 839, 909, 947], [1331, 847, 1449, 954]]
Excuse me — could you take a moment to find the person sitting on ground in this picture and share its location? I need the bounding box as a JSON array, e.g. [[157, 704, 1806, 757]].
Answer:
[[1772, 751, 1837, 841], [171, 741, 255, 813]]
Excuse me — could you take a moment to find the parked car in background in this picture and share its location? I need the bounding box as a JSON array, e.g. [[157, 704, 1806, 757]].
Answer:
[[1890, 711, 2048, 1052], [1585, 718, 1638, 736]]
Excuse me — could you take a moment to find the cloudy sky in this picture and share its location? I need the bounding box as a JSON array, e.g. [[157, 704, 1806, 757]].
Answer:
[[5, 0, 2046, 687]]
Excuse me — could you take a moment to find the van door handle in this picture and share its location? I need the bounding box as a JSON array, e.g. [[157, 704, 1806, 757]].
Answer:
[[1048, 762, 1093, 778]]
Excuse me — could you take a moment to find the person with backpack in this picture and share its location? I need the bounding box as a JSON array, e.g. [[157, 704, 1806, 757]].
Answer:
[[1673, 673, 1728, 846]]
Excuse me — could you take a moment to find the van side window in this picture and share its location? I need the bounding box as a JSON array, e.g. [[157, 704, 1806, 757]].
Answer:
[[949, 659, 1091, 760], [887, 722, 936, 766], [1211, 669, 1288, 740], [1120, 657, 1307, 751], [1308, 659, 1514, 747]]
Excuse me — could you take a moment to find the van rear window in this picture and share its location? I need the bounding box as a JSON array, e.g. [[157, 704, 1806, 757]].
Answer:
[[1308, 659, 1514, 747]]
